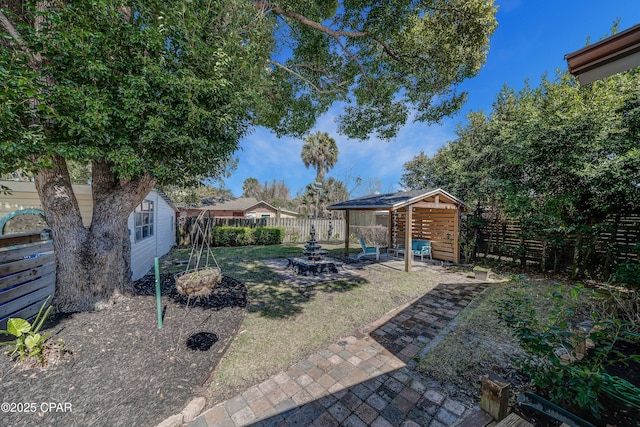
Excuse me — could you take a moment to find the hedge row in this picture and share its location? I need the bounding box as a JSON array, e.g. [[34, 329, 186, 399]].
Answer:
[[212, 226, 284, 246]]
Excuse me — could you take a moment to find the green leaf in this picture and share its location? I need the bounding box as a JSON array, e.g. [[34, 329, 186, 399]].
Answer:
[[7, 318, 31, 337], [25, 333, 41, 350]]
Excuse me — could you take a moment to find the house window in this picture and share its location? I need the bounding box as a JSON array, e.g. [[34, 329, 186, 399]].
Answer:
[[134, 199, 154, 242]]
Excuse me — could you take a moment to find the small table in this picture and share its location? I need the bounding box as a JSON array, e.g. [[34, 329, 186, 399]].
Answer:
[[389, 247, 405, 258]]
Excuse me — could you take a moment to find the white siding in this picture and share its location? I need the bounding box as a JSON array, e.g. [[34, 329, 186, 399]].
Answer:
[[0, 180, 93, 227], [1, 182, 176, 280], [129, 189, 176, 280]]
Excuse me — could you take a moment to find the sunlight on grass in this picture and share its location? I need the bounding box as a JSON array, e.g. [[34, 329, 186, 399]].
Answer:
[[214, 266, 440, 394], [165, 243, 444, 397]]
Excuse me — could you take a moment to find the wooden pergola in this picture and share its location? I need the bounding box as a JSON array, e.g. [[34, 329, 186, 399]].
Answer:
[[328, 189, 466, 272]]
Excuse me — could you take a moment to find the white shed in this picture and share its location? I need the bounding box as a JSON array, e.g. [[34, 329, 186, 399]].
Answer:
[[127, 189, 177, 280]]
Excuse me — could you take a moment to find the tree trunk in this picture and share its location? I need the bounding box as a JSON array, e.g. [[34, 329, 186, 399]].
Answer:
[[572, 233, 582, 280], [34, 156, 155, 312]]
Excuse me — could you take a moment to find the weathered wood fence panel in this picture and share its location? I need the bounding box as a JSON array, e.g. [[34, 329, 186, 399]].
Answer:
[[0, 231, 55, 329], [471, 212, 640, 271], [177, 217, 346, 247]]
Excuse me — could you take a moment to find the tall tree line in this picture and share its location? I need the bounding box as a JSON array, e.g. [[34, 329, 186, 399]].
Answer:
[[402, 70, 640, 277]]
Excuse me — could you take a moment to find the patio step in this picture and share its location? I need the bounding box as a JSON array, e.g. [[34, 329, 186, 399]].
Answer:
[[495, 412, 534, 427], [451, 410, 534, 427]]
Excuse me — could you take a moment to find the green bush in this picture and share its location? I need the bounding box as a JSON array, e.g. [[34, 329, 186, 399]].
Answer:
[[212, 226, 283, 246], [496, 283, 640, 418], [611, 261, 640, 288], [253, 227, 284, 245]]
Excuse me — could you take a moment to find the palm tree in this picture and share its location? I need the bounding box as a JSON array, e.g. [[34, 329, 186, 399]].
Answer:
[[300, 131, 339, 183]]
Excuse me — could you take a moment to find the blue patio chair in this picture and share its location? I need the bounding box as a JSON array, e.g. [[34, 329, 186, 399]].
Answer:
[[411, 239, 432, 261], [358, 237, 380, 260]]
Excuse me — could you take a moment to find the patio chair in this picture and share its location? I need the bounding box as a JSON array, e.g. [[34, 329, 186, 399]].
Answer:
[[357, 237, 380, 260], [411, 239, 432, 261]]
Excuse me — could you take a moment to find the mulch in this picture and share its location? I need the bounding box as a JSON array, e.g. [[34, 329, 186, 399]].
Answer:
[[0, 273, 248, 427]]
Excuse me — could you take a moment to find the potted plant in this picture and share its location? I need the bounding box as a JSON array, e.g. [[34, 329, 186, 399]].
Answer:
[[473, 265, 491, 280]]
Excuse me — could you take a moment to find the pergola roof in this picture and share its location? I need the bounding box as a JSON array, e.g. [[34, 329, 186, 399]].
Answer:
[[328, 188, 465, 211], [565, 24, 640, 85]]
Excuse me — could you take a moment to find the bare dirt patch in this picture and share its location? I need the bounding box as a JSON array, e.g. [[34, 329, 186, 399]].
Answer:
[[0, 274, 247, 427]]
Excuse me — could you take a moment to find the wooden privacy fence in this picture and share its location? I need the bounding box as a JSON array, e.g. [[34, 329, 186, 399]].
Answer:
[[177, 217, 346, 246], [471, 212, 640, 272], [0, 231, 55, 329]]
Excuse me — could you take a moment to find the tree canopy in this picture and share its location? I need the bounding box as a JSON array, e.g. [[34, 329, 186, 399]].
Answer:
[[0, 0, 497, 311], [1, 0, 497, 185], [402, 69, 640, 276]]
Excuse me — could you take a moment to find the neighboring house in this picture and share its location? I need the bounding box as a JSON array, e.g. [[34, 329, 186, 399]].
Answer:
[[180, 197, 299, 219], [565, 24, 640, 84], [0, 180, 177, 280]]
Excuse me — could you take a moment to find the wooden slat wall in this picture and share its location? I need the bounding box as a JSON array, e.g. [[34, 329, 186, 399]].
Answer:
[[393, 209, 458, 262], [598, 214, 640, 261], [474, 213, 639, 266], [0, 232, 55, 329], [478, 218, 545, 262]]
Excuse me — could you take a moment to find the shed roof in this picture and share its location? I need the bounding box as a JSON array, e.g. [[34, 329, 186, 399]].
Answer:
[[157, 190, 178, 212], [328, 188, 464, 211]]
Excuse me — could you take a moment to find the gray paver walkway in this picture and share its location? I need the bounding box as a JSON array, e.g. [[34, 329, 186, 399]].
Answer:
[[186, 272, 490, 427]]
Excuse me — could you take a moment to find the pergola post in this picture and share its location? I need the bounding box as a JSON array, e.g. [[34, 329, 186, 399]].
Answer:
[[344, 209, 350, 257], [387, 209, 393, 248], [404, 204, 413, 272], [453, 206, 460, 263]]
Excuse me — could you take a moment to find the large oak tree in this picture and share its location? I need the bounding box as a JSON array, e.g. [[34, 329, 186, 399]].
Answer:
[[1, 0, 497, 311]]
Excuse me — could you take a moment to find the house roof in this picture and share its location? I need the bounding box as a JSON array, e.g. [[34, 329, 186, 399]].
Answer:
[[328, 188, 465, 211], [199, 197, 260, 211], [278, 208, 301, 217], [565, 24, 640, 84], [245, 200, 280, 213]]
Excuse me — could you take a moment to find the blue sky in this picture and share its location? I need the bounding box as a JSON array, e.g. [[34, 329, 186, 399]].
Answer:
[[222, 1, 640, 199]]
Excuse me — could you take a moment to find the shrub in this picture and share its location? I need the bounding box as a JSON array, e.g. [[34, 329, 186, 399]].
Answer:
[[253, 227, 284, 245], [212, 226, 283, 246], [0, 297, 57, 365], [496, 282, 640, 418], [611, 261, 640, 289]]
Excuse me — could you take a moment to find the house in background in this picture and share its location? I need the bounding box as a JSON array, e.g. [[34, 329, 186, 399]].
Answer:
[[180, 197, 299, 219], [0, 180, 177, 280]]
